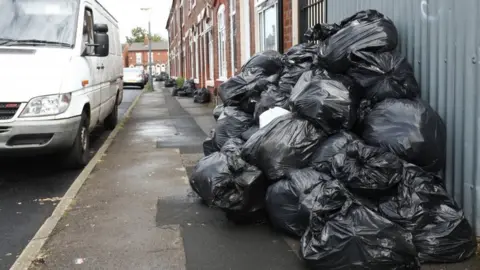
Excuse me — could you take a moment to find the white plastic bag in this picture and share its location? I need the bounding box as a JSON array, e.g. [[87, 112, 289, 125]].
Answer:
[[259, 107, 290, 128]]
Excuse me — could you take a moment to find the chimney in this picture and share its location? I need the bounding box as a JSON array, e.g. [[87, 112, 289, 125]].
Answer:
[[144, 35, 149, 45]]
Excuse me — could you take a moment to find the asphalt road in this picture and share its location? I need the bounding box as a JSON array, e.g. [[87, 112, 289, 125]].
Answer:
[[0, 86, 143, 270]]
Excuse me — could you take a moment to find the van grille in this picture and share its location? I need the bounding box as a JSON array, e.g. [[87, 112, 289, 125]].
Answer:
[[0, 103, 20, 120]]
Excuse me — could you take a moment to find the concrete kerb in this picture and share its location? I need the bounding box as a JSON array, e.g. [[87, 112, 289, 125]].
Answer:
[[10, 91, 144, 270]]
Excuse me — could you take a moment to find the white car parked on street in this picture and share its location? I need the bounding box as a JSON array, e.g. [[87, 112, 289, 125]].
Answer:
[[0, 0, 123, 168]]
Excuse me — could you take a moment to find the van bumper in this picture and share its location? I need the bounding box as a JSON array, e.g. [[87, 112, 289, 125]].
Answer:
[[0, 116, 81, 156]]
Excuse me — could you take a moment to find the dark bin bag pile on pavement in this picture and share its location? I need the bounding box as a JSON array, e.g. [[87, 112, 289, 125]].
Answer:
[[213, 106, 254, 150], [330, 141, 404, 196], [193, 88, 211, 104], [362, 98, 447, 173], [278, 43, 318, 94], [289, 69, 357, 134], [241, 50, 284, 76], [301, 180, 421, 270], [253, 84, 290, 123], [379, 164, 477, 263], [241, 113, 326, 181], [191, 138, 266, 217], [265, 168, 325, 237], [348, 50, 420, 104], [202, 129, 217, 156], [212, 104, 224, 121], [190, 9, 475, 268], [310, 131, 359, 169], [240, 125, 259, 141], [181, 79, 197, 97], [317, 9, 399, 73]]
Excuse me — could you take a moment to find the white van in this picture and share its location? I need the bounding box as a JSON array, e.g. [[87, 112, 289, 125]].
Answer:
[[0, 0, 123, 168]]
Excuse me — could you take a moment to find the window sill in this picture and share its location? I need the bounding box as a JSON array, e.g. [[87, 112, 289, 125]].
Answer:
[[194, 79, 199, 84], [217, 77, 228, 82], [206, 80, 214, 87]]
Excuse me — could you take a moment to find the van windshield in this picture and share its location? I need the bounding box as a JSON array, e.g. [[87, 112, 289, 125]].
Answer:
[[0, 0, 79, 47]]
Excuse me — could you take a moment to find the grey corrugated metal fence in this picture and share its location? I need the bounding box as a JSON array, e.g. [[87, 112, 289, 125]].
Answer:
[[326, 0, 480, 234]]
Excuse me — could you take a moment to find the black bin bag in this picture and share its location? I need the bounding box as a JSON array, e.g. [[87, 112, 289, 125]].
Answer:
[[241, 125, 259, 141], [241, 113, 325, 181], [310, 131, 359, 169], [265, 168, 330, 237], [301, 180, 420, 270], [213, 106, 254, 149], [362, 98, 447, 173], [289, 70, 357, 134], [319, 9, 398, 73], [330, 141, 404, 196], [278, 43, 319, 94], [218, 69, 265, 105], [190, 139, 267, 215], [193, 88, 211, 104], [379, 164, 477, 263], [213, 104, 224, 121], [219, 69, 277, 106], [348, 50, 420, 104], [241, 50, 284, 76], [253, 84, 290, 123]]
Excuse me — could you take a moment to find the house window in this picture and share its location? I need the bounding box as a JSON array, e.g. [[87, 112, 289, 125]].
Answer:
[[258, 1, 277, 51], [206, 31, 214, 80], [189, 0, 196, 10], [182, 45, 186, 77], [195, 38, 199, 79], [229, 0, 237, 75], [190, 41, 194, 79], [136, 52, 142, 64], [217, 5, 227, 79]]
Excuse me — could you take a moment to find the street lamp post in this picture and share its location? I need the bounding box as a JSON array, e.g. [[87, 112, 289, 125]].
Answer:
[[141, 7, 153, 89]]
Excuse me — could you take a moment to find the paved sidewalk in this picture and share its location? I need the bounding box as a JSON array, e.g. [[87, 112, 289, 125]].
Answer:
[[30, 84, 304, 270]]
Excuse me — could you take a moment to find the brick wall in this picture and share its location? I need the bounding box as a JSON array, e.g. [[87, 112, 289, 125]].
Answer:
[[283, 0, 293, 51], [249, 0, 256, 56], [126, 50, 168, 67]]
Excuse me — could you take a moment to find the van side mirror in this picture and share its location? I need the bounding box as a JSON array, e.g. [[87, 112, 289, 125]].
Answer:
[[93, 23, 108, 33], [94, 32, 109, 57], [82, 24, 109, 57]]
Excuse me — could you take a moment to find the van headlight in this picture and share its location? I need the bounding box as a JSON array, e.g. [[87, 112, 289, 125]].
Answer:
[[20, 93, 71, 117]]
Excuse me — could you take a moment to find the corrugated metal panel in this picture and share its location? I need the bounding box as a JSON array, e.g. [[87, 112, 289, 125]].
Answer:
[[327, 0, 480, 234]]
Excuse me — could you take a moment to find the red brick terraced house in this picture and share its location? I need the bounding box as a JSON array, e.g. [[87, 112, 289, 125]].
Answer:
[[125, 39, 169, 73], [166, 0, 326, 97]]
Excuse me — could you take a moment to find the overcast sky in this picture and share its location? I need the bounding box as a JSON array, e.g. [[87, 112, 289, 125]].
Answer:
[[98, 0, 173, 43]]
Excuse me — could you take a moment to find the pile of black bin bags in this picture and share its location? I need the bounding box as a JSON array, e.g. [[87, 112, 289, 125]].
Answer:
[[190, 9, 477, 269]]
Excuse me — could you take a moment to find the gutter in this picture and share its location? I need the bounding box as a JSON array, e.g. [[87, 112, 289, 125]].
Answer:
[[277, 0, 284, 53]]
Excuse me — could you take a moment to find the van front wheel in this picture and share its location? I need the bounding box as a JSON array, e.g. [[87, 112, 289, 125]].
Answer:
[[64, 112, 90, 169]]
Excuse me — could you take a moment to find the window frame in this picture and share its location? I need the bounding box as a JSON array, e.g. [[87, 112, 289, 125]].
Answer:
[[257, 1, 278, 52], [190, 39, 194, 79], [194, 35, 199, 79], [82, 7, 95, 55], [229, 0, 236, 75], [217, 4, 227, 80]]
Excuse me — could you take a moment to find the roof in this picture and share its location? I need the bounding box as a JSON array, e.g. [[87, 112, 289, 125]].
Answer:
[[127, 41, 168, 52]]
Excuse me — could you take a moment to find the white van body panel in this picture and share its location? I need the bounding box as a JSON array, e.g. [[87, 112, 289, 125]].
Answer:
[[0, 0, 123, 155]]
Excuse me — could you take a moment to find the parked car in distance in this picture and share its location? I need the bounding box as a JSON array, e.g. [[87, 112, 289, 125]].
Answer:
[[158, 72, 169, 81], [123, 68, 145, 88]]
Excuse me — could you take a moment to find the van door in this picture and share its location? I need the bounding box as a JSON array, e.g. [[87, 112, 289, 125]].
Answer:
[[93, 11, 115, 122], [81, 5, 101, 129]]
